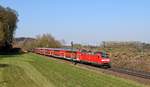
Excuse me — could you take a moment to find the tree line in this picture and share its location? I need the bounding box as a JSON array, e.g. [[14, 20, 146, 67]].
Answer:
[[0, 5, 18, 50], [14, 34, 62, 51]]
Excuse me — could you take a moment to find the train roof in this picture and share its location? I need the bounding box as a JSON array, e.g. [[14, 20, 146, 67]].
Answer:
[[52, 48, 78, 52], [35, 48, 78, 52]]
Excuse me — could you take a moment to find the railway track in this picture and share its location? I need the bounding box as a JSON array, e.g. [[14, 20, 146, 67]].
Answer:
[[77, 61, 150, 80], [76, 62, 150, 80], [109, 67, 150, 79]]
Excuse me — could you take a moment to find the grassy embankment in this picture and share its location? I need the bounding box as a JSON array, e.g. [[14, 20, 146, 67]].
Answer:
[[0, 53, 148, 87]]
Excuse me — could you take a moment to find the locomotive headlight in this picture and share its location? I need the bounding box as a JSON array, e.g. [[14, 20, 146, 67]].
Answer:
[[101, 59, 110, 62]]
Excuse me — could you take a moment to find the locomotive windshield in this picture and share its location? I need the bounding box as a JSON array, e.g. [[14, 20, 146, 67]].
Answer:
[[95, 51, 109, 58], [101, 52, 109, 58]]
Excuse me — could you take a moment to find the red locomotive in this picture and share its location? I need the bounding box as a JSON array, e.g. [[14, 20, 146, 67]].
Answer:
[[34, 48, 111, 68]]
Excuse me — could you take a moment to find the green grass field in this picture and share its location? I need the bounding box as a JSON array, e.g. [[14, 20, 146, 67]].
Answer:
[[0, 53, 148, 87]]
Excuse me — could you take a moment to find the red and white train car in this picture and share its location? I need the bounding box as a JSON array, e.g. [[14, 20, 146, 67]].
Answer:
[[34, 48, 111, 68]]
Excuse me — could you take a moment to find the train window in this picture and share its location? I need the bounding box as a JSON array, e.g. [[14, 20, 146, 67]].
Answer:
[[81, 49, 87, 53], [81, 50, 94, 54]]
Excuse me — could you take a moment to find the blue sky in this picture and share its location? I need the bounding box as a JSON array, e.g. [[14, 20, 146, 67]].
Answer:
[[0, 0, 150, 45]]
